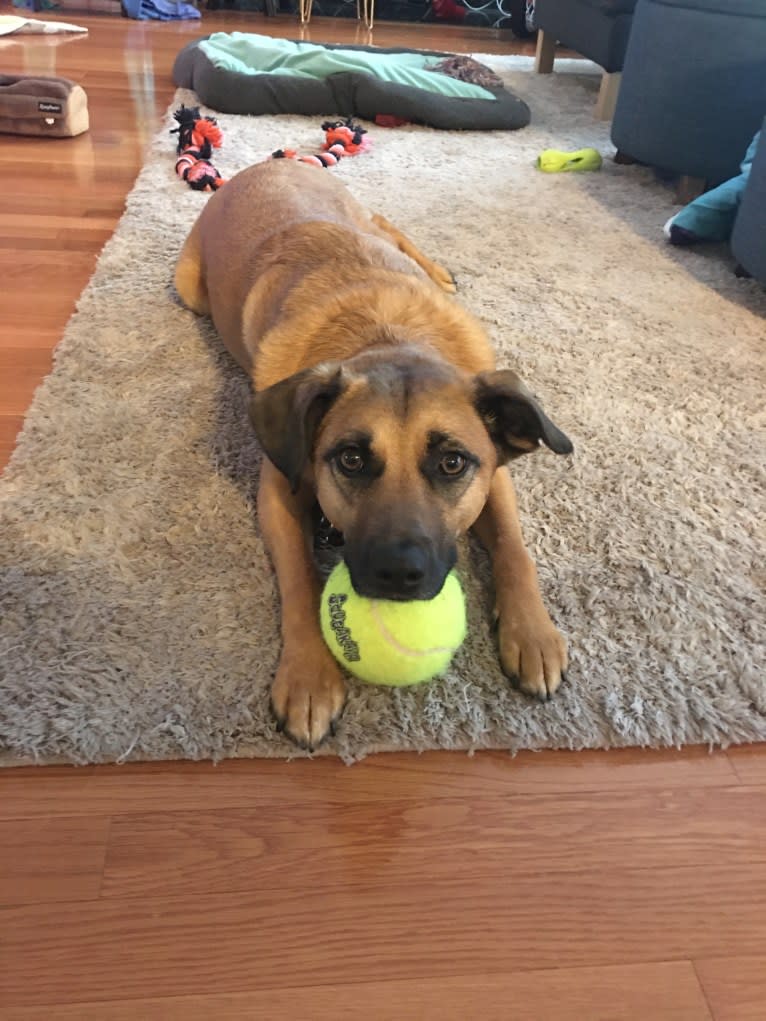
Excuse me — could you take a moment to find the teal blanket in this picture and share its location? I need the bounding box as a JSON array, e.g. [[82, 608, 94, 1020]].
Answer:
[[669, 130, 761, 242], [199, 33, 497, 103]]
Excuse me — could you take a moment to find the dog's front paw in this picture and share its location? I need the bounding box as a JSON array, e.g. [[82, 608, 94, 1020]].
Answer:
[[496, 603, 568, 702], [271, 646, 347, 750]]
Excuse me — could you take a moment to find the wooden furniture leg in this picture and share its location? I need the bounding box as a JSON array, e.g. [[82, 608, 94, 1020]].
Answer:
[[594, 71, 621, 121], [534, 29, 556, 74], [676, 175, 706, 204]]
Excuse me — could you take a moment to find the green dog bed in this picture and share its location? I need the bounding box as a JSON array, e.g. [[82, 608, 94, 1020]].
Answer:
[[172, 33, 530, 132]]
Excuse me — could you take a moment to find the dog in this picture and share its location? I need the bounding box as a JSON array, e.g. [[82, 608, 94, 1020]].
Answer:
[[175, 159, 573, 749]]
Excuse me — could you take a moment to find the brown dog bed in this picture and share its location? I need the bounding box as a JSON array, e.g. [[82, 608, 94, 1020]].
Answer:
[[0, 75, 88, 138]]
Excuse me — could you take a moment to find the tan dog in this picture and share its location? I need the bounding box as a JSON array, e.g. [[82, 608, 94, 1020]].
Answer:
[[175, 159, 573, 749]]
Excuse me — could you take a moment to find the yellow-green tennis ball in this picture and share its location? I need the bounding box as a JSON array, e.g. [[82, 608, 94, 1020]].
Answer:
[[320, 561, 466, 687]]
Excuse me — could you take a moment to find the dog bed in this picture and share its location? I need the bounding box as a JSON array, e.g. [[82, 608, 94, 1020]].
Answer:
[[0, 75, 88, 138], [172, 33, 530, 131]]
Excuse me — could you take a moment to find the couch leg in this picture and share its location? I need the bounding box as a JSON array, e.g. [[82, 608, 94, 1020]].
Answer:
[[676, 175, 706, 204], [594, 71, 621, 120], [534, 30, 556, 74]]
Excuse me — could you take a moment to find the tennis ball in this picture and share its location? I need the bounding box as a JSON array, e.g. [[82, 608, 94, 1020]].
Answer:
[[320, 561, 466, 687]]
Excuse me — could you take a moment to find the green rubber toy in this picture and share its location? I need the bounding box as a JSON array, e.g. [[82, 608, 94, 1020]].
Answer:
[[536, 148, 603, 173]]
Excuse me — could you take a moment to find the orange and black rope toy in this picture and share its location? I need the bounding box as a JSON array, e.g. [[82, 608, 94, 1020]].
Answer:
[[171, 106, 226, 192], [170, 112, 370, 190], [271, 118, 370, 168]]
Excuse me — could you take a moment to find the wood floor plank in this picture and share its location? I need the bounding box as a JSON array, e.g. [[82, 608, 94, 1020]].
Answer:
[[0, 817, 110, 907], [0, 250, 96, 275], [2, 289, 92, 341], [2, 213, 117, 234], [0, 329, 65, 359], [727, 744, 766, 784], [2, 961, 713, 1021], [695, 957, 766, 1021], [101, 786, 766, 900], [2, 864, 764, 1007], [0, 416, 24, 468], [0, 189, 124, 217], [0, 746, 740, 819]]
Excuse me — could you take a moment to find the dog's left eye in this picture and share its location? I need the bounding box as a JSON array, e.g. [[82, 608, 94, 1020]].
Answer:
[[337, 447, 365, 475], [439, 452, 467, 477]]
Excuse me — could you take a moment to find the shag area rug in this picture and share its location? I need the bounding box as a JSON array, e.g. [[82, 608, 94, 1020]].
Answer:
[[1, 57, 765, 765]]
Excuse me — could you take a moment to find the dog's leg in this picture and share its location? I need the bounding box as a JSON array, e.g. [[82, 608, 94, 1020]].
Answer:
[[473, 467, 568, 701], [370, 213, 457, 294], [258, 460, 347, 749], [174, 221, 210, 316]]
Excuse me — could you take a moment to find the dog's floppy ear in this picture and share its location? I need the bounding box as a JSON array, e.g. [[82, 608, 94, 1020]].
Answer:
[[474, 369, 573, 462], [250, 364, 345, 492]]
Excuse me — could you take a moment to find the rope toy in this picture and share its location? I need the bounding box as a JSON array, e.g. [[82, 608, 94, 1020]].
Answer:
[[171, 105, 226, 192], [271, 118, 370, 168]]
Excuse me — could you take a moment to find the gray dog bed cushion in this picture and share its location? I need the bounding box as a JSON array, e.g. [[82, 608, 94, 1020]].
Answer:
[[172, 33, 530, 131]]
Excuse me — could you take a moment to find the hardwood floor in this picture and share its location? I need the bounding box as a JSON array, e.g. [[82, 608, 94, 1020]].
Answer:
[[1, 7, 764, 1019]]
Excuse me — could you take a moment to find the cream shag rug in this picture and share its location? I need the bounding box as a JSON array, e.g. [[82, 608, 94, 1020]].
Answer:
[[2, 58, 765, 765]]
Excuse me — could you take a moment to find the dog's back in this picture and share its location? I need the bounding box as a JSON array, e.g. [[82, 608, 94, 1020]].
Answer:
[[176, 159, 488, 383]]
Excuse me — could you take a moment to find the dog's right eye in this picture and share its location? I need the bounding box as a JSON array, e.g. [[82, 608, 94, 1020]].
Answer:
[[337, 447, 364, 475]]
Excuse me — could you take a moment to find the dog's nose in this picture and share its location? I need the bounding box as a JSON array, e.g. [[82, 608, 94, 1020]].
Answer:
[[373, 540, 428, 595], [357, 538, 435, 600], [345, 533, 457, 602]]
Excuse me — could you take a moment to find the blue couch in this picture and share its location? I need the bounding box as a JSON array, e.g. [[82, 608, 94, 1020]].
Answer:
[[732, 118, 766, 286], [534, 0, 638, 118], [611, 0, 766, 186]]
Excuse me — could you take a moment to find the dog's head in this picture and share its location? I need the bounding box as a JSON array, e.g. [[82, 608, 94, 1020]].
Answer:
[[251, 346, 572, 601]]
